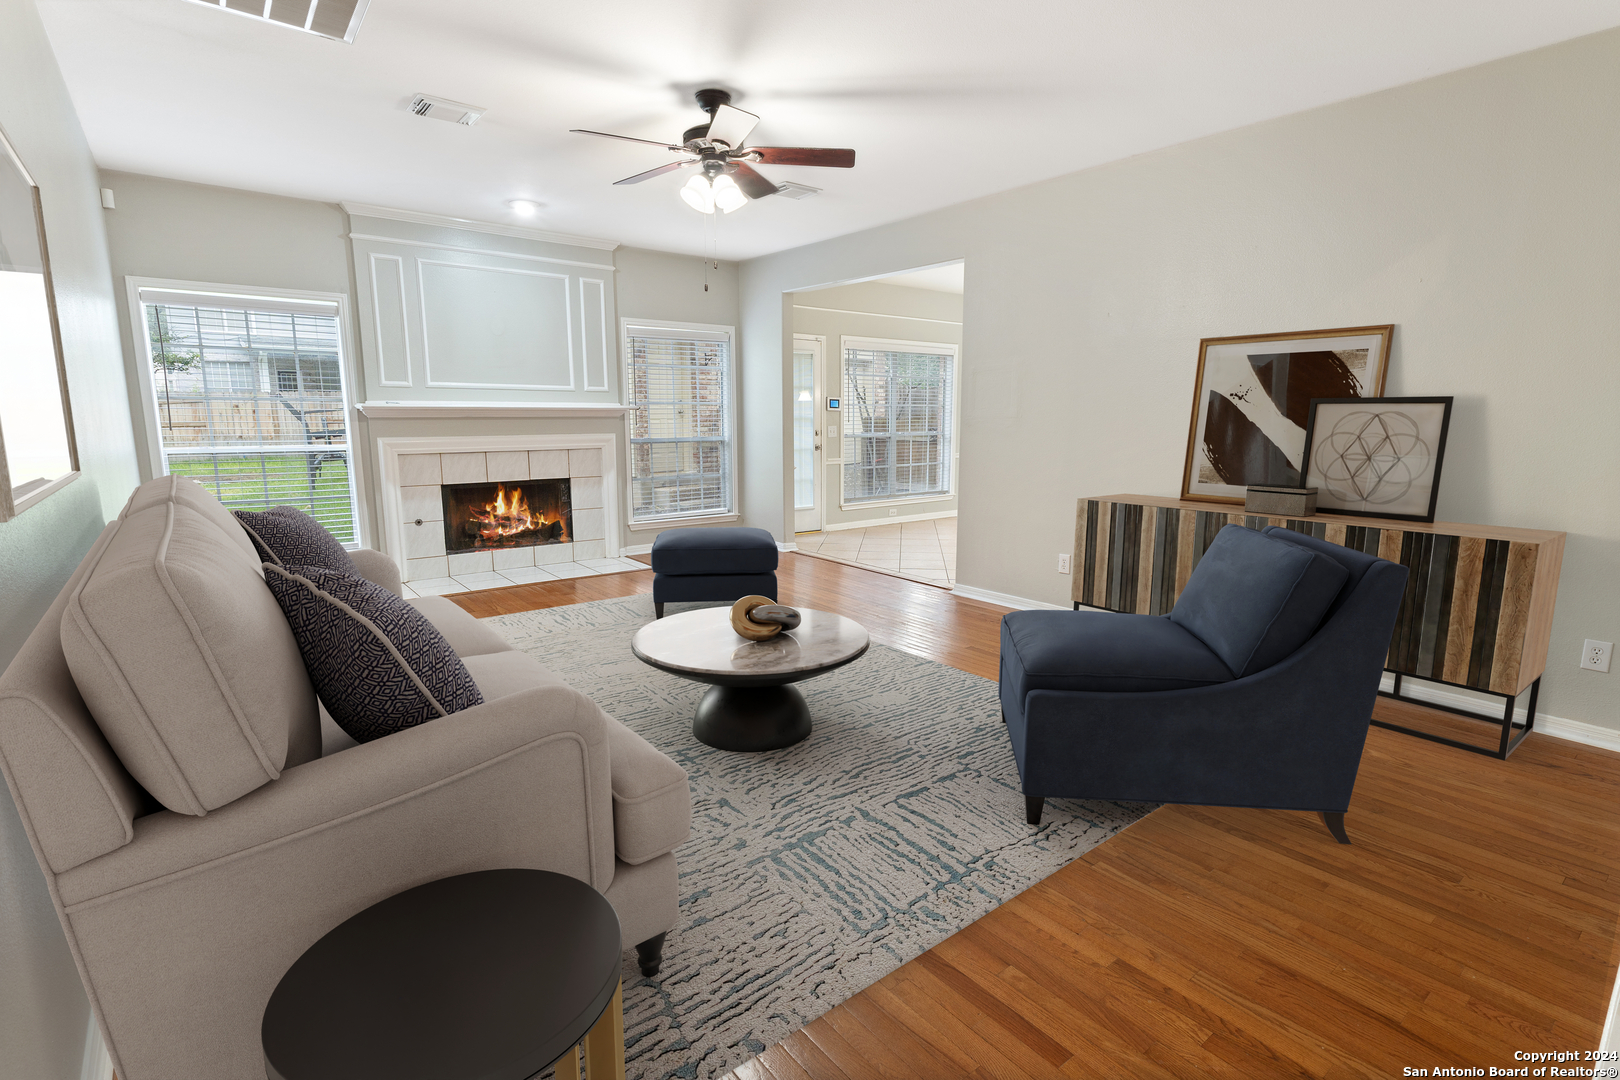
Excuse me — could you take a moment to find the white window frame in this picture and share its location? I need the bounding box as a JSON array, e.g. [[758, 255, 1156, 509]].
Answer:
[[837, 334, 961, 511], [124, 276, 370, 547], [621, 317, 739, 530]]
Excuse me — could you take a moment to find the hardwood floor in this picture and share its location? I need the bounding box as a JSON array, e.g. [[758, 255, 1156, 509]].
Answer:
[[450, 554, 1620, 1078]]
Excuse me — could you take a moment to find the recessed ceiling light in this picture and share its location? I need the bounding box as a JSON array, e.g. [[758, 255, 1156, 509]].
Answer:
[[507, 200, 541, 217]]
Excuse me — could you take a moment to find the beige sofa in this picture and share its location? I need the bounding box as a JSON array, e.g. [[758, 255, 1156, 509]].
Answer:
[[0, 475, 691, 1080]]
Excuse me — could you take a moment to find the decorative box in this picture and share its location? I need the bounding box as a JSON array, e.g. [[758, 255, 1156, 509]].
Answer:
[[1244, 486, 1318, 517]]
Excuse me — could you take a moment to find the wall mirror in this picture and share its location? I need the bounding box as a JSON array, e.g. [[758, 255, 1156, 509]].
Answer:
[[0, 125, 78, 521]]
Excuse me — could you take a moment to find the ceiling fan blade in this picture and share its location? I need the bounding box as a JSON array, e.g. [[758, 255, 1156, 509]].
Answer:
[[570, 129, 689, 152], [727, 162, 780, 200], [748, 147, 856, 168], [612, 160, 696, 185], [704, 104, 760, 150]]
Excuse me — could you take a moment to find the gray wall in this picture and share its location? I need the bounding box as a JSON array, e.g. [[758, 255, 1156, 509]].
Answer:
[[0, 0, 143, 1075], [792, 281, 963, 529], [100, 170, 352, 484], [96, 174, 743, 549], [740, 27, 1620, 730]]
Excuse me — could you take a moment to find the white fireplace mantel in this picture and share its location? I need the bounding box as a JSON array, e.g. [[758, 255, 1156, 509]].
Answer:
[[358, 401, 630, 419], [375, 433, 620, 576]]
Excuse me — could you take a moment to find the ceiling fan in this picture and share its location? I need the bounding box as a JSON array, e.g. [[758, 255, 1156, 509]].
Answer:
[[570, 88, 856, 213]]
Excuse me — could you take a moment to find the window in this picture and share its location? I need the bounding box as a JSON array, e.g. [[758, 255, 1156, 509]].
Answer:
[[841, 338, 957, 506], [138, 287, 359, 542], [624, 321, 733, 524]]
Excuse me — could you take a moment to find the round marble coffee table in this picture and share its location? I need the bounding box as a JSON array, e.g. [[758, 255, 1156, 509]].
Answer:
[[631, 606, 869, 751]]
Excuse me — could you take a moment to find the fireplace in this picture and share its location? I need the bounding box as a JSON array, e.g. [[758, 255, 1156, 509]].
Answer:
[[441, 479, 572, 554]]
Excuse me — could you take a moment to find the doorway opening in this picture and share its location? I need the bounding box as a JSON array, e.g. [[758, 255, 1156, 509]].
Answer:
[[787, 260, 963, 587]]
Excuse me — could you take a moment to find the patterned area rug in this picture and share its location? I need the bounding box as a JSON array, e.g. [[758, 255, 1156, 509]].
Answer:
[[484, 596, 1153, 1080]]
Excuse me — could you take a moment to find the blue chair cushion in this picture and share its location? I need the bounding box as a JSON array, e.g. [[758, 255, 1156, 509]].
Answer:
[[1169, 525, 1349, 678], [1001, 610, 1234, 704], [1263, 526, 1381, 621], [651, 526, 778, 576]]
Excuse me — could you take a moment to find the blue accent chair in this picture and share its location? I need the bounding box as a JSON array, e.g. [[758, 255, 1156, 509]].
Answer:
[[998, 525, 1408, 843], [650, 526, 778, 618]]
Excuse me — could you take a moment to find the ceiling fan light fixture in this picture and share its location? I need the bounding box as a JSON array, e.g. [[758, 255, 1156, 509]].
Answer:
[[680, 173, 716, 214], [711, 173, 747, 213]]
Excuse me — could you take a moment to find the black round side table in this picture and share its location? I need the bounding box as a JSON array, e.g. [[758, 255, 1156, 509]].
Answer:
[[263, 869, 625, 1080]]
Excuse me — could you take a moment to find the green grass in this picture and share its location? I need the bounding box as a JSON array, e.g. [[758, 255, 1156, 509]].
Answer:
[[167, 452, 356, 542]]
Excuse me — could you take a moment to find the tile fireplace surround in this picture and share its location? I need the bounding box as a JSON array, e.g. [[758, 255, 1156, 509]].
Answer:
[[375, 434, 638, 595]]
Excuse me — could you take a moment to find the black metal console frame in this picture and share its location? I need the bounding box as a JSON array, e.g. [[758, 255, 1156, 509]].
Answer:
[[1373, 671, 1540, 760]]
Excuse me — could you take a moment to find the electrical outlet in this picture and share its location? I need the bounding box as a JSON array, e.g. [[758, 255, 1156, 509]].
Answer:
[[888, 508, 897, 517], [1058, 554, 1071, 574], [1581, 639, 1613, 673]]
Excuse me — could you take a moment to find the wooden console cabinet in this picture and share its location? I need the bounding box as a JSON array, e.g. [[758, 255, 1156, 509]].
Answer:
[[1071, 495, 1566, 757]]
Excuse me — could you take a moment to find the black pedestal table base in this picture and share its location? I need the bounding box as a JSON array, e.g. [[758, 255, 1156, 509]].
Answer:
[[694, 684, 813, 751]]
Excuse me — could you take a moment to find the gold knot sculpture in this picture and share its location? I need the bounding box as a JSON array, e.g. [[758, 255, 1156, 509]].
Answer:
[[729, 595, 802, 640]]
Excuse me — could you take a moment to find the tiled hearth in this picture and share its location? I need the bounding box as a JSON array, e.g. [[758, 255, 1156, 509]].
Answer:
[[378, 435, 639, 597]]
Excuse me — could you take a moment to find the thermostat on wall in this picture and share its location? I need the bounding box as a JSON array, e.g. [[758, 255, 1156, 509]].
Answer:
[[827, 398, 839, 409]]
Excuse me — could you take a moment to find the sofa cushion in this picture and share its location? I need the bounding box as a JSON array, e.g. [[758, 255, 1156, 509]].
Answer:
[[407, 595, 516, 658], [235, 507, 356, 574], [1170, 525, 1350, 678], [650, 526, 779, 576], [264, 565, 483, 744], [61, 493, 314, 816], [121, 474, 263, 570], [1001, 610, 1234, 705]]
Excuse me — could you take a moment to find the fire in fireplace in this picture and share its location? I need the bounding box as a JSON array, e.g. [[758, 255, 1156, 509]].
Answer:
[[441, 479, 572, 553]]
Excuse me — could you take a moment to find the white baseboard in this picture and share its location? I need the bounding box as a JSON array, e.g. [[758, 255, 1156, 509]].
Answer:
[[81, 1013, 112, 1080], [949, 583, 1067, 611], [821, 508, 955, 532], [1375, 673, 1620, 753], [777, 541, 798, 552]]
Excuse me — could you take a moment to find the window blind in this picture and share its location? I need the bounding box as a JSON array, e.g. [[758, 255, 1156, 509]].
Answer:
[[626, 326, 732, 522], [145, 299, 357, 542], [842, 343, 955, 505]]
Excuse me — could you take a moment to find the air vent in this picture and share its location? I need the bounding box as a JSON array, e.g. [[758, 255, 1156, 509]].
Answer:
[[409, 95, 485, 127], [182, 0, 371, 43], [774, 182, 822, 201]]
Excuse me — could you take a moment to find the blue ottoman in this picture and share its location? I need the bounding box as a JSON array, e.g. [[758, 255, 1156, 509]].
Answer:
[[650, 527, 778, 618]]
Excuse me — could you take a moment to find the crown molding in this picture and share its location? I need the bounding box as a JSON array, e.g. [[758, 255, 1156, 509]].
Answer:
[[339, 202, 620, 251]]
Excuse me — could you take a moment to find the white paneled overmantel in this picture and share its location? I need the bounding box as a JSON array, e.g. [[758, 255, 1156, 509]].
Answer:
[[375, 433, 620, 581], [347, 208, 621, 404]]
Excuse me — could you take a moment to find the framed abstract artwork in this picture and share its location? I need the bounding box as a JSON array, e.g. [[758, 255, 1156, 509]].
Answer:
[[1180, 325, 1392, 504], [1301, 396, 1453, 522]]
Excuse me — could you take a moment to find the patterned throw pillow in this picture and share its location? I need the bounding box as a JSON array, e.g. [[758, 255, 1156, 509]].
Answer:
[[235, 507, 356, 574], [263, 564, 483, 743]]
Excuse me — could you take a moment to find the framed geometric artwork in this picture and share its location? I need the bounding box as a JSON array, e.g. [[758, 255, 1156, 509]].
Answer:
[[1301, 396, 1453, 522], [1180, 325, 1392, 504]]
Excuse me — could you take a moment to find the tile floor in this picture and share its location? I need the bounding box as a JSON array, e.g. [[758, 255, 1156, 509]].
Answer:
[[400, 556, 647, 597], [793, 517, 956, 587]]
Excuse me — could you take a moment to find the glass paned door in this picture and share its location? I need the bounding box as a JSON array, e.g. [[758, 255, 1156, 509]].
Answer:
[[793, 338, 822, 533]]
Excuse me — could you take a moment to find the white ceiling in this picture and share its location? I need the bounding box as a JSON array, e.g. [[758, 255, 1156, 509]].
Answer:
[[35, 0, 1620, 261]]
